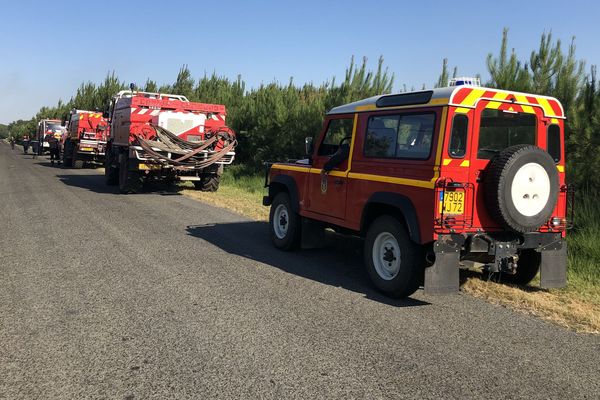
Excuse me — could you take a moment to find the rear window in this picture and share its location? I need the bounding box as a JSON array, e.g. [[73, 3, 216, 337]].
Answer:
[[547, 124, 561, 163], [449, 114, 468, 158], [477, 109, 536, 159], [364, 112, 435, 160]]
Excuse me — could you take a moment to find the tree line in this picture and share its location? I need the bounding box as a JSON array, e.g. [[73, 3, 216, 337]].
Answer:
[[3, 29, 599, 189]]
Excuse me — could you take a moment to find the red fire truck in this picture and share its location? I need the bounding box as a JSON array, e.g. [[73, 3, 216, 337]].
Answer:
[[104, 90, 236, 193], [63, 110, 109, 168]]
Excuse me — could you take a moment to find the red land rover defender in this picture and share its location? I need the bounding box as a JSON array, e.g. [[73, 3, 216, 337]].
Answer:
[[263, 83, 570, 298]]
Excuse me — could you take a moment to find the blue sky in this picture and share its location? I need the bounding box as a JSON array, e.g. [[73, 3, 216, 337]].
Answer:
[[1, 0, 599, 124]]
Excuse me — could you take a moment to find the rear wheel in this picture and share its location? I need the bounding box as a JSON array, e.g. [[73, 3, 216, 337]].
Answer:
[[73, 158, 84, 169], [502, 249, 541, 285], [105, 146, 118, 185], [62, 140, 73, 167], [269, 192, 301, 250], [364, 216, 421, 298], [194, 164, 223, 192], [118, 156, 142, 194]]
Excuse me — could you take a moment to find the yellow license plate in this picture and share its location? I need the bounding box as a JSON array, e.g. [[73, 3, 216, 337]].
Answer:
[[442, 190, 465, 215], [138, 163, 161, 170], [80, 147, 94, 152]]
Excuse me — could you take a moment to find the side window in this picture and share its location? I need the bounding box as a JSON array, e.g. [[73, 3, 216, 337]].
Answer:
[[449, 114, 468, 158], [364, 112, 435, 160], [547, 124, 561, 163], [317, 118, 354, 156]]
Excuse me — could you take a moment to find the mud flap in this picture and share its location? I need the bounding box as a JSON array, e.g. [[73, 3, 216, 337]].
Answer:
[[540, 241, 567, 289], [424, 235, 464, 295]]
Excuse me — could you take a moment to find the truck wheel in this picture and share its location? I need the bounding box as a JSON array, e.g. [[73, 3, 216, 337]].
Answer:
[[193, 175, 220, 192], [502, 249, 541, 285], [485, 145, 559, 233], [105, 147, 118, 185], [194, 164, 223, 192], [119, 157, 142, 194], [73, 159, 84, 169], [364, 216, 421, 298], [62, 140, 73, 167], [269, 192, 301, 250]]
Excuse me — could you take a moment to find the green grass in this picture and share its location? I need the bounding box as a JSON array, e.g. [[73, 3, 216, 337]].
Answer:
[[565, 189, 600, 303], [220, 164, 267, 194]]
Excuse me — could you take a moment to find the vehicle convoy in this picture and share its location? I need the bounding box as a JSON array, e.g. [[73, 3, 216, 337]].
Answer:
[[104, 90, 237, 193], [62, 110, 109, 168], [36, 119, 65, 154], [263, 80, 571, 298]]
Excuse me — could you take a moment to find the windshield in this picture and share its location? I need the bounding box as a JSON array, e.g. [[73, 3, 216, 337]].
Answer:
[[46, 123, 63, 133], [477, 109, 536, 159]]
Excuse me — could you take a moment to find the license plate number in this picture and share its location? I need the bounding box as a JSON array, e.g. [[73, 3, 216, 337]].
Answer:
[[443, 191, 464, 215]]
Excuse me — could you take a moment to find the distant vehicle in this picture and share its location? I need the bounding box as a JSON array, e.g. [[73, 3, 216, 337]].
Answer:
[[62, 110, 109, 168], [104, 90, 237, 193], [36, 119, 65, 155], [263, 81, 571, 298]]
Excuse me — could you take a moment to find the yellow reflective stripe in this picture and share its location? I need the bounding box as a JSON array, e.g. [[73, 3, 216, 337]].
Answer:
[[461, 88, 486, 107], [348, 172, 435, 189], [443, 158, 452, 166], [537, 97, 556, 117], [272, 164, 310, 173], [272, 164, 435, 189], [486, 101, 502, 110], [551, 118, 559, 124], [460, 160, 470, 167], [557, 165, 565, 173], [454, 107, 470, 113]]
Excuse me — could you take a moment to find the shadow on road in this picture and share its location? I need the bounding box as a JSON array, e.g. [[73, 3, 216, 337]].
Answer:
[[186, 222, 429, 307], [57, 174, 119, 194], [56, 172, 185, 196]]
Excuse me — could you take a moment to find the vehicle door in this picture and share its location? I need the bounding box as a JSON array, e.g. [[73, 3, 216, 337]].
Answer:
[[307, 115, 355, 219], [468, 102, 541, 228]]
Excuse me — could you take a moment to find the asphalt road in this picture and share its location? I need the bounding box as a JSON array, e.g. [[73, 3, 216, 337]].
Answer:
[[0, 142, 598, 400]]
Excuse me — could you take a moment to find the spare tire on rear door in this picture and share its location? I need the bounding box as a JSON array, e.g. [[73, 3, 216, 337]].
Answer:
[[484, 144, 558, 233]]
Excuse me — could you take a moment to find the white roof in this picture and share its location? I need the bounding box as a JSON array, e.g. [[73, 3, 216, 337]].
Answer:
[[327, 86, 457, 115]]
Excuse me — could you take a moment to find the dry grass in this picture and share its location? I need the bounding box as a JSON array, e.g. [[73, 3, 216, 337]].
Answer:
[[182, 186, 269, 221], [462, 276, 600, 334]]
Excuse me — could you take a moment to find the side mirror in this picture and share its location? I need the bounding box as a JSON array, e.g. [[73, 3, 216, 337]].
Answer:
[[305, 137, 314, 156]]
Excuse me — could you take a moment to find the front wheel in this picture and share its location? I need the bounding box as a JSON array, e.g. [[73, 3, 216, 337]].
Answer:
[[269, 192, 301, 250], [364, 216, 422, 298]]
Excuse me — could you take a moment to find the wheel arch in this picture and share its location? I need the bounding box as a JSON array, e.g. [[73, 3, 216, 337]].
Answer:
[[267, 174, 300, 213], [361, 192, 421, 243]]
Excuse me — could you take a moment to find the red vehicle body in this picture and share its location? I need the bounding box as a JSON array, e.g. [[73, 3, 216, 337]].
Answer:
[[105, 90, 236, 193], [264, 84, 570, 297], [63, 110, 109, 168]]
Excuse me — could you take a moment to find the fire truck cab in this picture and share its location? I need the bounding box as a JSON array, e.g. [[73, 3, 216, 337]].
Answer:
[[36, 119, 65, 155], [264, 82, 570, 298]]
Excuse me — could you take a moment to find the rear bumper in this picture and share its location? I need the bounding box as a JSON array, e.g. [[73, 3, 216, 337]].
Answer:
[[424, 232, 567, 294]]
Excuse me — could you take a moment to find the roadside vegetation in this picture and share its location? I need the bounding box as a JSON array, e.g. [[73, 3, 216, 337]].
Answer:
[[5, 28, 600, 332]]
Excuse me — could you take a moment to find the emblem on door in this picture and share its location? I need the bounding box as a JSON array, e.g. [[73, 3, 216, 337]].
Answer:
[[320, 173, 328, 194]]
